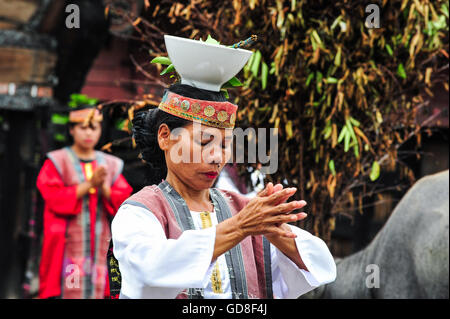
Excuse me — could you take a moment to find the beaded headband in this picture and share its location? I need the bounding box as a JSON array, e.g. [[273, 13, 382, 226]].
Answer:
[[158, 91, 237, 129], [69, 108, 103, 124]]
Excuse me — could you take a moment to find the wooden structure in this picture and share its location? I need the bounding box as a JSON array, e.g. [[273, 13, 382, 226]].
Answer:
[[0, 0, 110, 298], [0, 0, 147, 298], [0, 0, 61, 298]]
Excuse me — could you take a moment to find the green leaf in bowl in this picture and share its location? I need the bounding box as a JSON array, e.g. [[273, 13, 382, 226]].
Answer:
[[151, 56, 172, 65], [223, 77, 243, 88], [202, 34, 221, 45], [160, 64, 175, 75]]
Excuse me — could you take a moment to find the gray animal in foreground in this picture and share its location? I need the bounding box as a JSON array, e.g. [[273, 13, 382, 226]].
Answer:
[[304, 170, 449, 299]]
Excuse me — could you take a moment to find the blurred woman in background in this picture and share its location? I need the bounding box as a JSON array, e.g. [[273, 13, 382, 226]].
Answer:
[[36, 105, 132, 299]]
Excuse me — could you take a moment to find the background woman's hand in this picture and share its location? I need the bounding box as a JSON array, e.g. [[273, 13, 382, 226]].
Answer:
[[90, 166, 107, 188]]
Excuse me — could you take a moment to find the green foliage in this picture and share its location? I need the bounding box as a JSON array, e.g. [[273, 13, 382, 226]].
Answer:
[[222, 76, 244, 88], [115, 119, 126, 131], [370, 161, 381, 182], [213, 0, 449, 238], [51, 114, 69, 125], [68, 94, 98, 108], [53, 133, 66, 142], [397, 63, 407, 79], [160, 64, 175, 76], [243, 49, 270, 90], [200, 34, 221, 45], [328, 159, 336, 177], [150, 56, 172, 65], [125, 0, 449, 239]]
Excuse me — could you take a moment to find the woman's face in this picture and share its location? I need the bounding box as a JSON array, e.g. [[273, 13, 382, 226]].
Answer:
[[69, 121, 102, 150], [159, 123, 233, 190]]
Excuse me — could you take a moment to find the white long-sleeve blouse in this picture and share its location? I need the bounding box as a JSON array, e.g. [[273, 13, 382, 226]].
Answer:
[[111, 203, 336, 299]]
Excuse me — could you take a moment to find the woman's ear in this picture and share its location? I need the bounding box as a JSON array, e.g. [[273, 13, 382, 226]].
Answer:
[[68, 125, 74, 137], [157, 124, 171, 151]]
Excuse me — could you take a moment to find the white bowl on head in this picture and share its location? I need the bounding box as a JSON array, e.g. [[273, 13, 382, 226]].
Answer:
[[164, 35, 253, 92]]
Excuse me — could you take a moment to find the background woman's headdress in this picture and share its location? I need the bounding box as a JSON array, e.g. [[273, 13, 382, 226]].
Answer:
[[67, 94, 102, 125]]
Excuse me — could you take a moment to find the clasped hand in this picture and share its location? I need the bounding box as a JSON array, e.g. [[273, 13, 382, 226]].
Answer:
[[235, 182, 307, 239], [89, 166, 107, 188]]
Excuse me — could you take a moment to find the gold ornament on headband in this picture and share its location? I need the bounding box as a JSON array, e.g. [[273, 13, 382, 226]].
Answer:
[[69, 108, 103, 124], [67, 94, 102, 125]]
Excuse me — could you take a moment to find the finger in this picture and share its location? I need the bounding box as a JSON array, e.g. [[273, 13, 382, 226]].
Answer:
[[276, 193, 308, 206], [266, 182, 274, 196], [272, 186, 302, 205], [257, 182, 272, 197], [256, 186, 267, 197], [274, 193, 293, 205], [271, 214, 300, 224], [273, 184, 283, 193], [265, 226, 297, 239], [271, 212, 307, 224], [266, 187, 297, 203], [269, 200, 307, 215]]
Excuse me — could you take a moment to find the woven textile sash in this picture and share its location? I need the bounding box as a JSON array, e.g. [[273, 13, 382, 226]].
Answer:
[[262, 236, 273, 299], [158, 181, 249, 299], [61, 147, 108, 299], [209, 188, 249, 299]]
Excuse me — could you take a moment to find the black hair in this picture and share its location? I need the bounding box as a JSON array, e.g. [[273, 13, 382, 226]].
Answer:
[[132, 83, 227, 185]]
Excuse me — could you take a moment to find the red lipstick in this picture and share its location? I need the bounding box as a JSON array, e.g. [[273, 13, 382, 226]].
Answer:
[[203, 172, 218, 179]]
